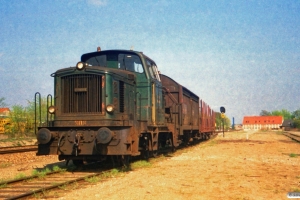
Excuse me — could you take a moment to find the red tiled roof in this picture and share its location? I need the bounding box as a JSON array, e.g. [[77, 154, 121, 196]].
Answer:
[[243, 116, 283, 125], [0, 108, 10, 113]]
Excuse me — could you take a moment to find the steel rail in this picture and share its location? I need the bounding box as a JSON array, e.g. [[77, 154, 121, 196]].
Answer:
[[6, 173, 98, 200], [0, 145, 38, 154], [283, 131, 300, 143], [0, 170, 106, 200]]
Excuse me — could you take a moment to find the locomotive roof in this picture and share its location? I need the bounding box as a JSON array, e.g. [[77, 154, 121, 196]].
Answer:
[[81, 49, 156, 64]]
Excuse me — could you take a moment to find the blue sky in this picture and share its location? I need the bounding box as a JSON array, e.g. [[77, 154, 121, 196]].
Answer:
[[0, 0, 299, 123]]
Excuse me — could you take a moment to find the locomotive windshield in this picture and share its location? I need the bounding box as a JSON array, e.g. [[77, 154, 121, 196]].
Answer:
[[81, 51, 144, 73]]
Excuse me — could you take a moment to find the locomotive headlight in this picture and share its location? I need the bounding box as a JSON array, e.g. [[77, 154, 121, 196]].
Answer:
[[76, 62, 86, 70], [48, 106, 56, 114], [106, 104, 114, 113]]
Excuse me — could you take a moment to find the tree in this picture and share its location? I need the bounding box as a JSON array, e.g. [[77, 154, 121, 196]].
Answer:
[[291, 109, 300, 129], [260, 110, 271, 116], [270, 109, 292, 120], [215, 112, 231, 130], [260, 109, 292, 120], [5, 96, 52, 137], [293, 119, 300, 129], [7, 105, 27, 137], [0, 97, 8, 107], [292, 109, 300, 120]]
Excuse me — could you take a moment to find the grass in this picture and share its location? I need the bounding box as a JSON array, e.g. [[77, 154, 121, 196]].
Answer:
[[16, 141, 24, 146], [52, 165, 67, 173], [85, 176, 102, 183], [32, 193, 41, 199], [0, 136, 36, 144], [14, 173, 26, 180], [208, 140, 218, 146], [275, 131, 284, 135], [85, 169, 126, 183], [1, 165, 67, 184], [32, 167, 52, 179], [289, 153, 298, 158], [197, 139, 219, 149], [68, 182, 79, 190], [85, 168, 122, 184], [291, 187, 300, 192], [58, 184, 68, 190], [102, 168, 121, 178], [0, 162, 12, 168], [32, 190, 45, 199], [31, 165, 66, 179], [131, 160, 151, 170]]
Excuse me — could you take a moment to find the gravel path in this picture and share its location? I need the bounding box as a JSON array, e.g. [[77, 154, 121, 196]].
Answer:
[[0, 130, 299, 200]]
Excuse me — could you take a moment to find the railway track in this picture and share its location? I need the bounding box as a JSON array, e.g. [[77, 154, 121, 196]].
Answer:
[[0, 132, 217, 199], [0, 145, 38, 154], [0, 168, 110, 199], [282, 131, 300, 143]]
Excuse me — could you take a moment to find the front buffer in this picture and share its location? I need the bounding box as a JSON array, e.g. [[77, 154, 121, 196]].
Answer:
[[36, 126, 137, 162]]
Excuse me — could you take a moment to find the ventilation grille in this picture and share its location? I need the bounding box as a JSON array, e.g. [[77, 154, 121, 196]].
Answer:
[[61, 74, 102, 113], [119, 81, 125, 113]]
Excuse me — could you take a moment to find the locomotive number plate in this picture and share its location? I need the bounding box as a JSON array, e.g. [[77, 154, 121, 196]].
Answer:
[[74, 120, 87, 126]]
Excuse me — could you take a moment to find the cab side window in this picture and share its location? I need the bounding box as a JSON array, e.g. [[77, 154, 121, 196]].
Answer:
[[118, 54, 144, 73], [146, 59, 161, 81]]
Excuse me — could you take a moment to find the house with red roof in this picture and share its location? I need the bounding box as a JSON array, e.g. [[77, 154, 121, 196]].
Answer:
[[0, 108, 10, 117], [243, 116, 283, 130], [0, 108, 10, 133]]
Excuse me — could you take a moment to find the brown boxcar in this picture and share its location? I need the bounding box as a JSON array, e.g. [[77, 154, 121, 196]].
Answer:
[[160, 74, 215, 146]]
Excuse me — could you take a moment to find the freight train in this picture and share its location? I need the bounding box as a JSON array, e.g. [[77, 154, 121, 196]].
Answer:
[[35, 48, 215, 166]]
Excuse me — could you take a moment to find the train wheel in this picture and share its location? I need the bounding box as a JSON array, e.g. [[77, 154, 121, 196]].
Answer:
[[168, 135, 176, 153], [110, 155, 120, 167], [141, 140, 150, 160], [170, 140, 176, 153], [152, 150, 158, 158], [141, 139, 151, 160], [151, 141, 160, 158], [72, 159, 84, 167], [141, 150, 149, 160], [121, 155, 131, 168]]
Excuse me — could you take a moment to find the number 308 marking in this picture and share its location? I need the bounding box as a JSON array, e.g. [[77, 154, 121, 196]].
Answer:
[[74, 121, 86, 126]]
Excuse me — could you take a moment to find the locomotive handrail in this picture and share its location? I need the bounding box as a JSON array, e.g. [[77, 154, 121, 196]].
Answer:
[[162, 86, 179, 105], [136, 92, 142, 121], [162, 86, 182, 127], [46, 94, 53, 126], [34, 92, 41, 135]]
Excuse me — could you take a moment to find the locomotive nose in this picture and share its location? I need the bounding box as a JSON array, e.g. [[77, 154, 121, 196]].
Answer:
[[37, 128, 53, 144]]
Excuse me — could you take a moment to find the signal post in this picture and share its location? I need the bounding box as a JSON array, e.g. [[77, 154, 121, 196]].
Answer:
[[220, 107, 226, 137]]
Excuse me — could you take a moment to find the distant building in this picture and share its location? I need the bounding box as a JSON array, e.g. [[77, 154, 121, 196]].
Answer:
[[242, 116, 283, 130], [0, 108, 10, 134], [280, 119, 294, 131], [0, 108, 10, 117], [234, 124, 243, 130]]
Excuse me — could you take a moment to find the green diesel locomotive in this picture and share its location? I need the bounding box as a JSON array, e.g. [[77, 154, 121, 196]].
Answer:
[[36, 48, 215, 166]]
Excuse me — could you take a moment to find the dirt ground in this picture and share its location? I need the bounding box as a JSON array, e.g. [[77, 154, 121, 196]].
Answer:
[[1, 130, 300, 200]]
